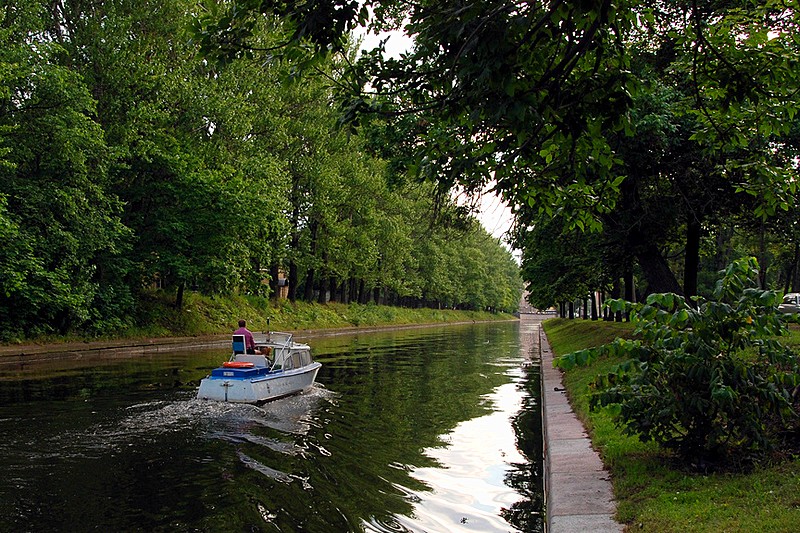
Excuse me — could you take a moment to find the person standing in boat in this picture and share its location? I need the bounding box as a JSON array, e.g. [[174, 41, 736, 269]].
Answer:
[[234, 319, 257, 354]]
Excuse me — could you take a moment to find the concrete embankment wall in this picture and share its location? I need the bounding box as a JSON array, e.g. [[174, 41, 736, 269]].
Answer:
[[531, 315, 622, 532]]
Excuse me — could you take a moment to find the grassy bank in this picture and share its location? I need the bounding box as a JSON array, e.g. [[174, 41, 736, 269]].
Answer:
[[543, 318, 800, 532], [7, 290, 516, 345]]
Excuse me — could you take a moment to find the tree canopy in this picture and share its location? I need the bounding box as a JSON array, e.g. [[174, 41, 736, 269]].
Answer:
[[194, 0, 799, 305], [0, 0, 521, 340]]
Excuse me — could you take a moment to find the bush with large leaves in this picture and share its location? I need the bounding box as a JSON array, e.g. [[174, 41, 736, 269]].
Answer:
[[556, 257, 800, 467]]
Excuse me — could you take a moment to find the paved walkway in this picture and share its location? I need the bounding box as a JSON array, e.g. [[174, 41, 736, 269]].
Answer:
[[532, 316, 623, 532], [0, 335, 228, 363], [0, 320, 518, 361]]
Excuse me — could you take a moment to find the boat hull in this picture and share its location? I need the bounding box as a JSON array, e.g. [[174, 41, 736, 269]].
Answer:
[[197, 362, 321, 403]]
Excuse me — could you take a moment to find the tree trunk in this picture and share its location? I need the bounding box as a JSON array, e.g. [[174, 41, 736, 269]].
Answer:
[[610, 279, 623, 322], [757, 221, 768, 289], [328, 276, 337, 303], [303, 268, 315, 302], [269, 264, 280, 300], [349, 278, 358, 304], [358, 279, 368, 304], [317, 272, 328, 304], [303, 221, 319, 302], [288, 261, 298, 302], [174, 282, 185, 310], [608, 178, 682, 297], [287, 192, 302, 302], [591, 292, 598, 320], [624, 268, 635, 321], [635, 243, 683, 296], [624, 270, 635, 303], [683, 218, 701, 300]]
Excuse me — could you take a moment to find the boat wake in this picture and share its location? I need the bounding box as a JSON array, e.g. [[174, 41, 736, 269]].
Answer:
[[38, 384, 336, 461], [136, 383, 334, 434]]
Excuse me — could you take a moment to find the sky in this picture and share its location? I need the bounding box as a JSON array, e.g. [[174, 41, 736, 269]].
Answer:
[[355, 30, 517, 247], [475, 190, 515, 242]]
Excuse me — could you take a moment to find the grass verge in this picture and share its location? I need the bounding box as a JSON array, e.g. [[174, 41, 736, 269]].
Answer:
[[6, 290, 516, 345], [542, 318, 800, 532]]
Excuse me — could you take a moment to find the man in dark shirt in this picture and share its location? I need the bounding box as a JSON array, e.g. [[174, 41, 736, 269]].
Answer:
[[233, 319, 256, 354]]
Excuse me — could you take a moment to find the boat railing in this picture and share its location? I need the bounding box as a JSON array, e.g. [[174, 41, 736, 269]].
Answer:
[[234, 331, 303, 372], [264, 332, 294, 370], [268, 331, 294, 348]]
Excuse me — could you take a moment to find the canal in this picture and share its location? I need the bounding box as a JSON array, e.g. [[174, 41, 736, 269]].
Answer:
[[0, 319, 544, 532]]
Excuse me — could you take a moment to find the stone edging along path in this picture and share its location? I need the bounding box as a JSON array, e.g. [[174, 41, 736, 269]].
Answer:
[[538, 322, 623, 532], [0, 319, 518, 362]]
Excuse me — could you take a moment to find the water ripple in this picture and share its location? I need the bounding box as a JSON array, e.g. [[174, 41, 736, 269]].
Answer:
[[236, 451, 293, 483]]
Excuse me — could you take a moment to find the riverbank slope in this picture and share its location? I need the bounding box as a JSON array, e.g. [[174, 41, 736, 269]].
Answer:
[[1, 293, 516, 357]]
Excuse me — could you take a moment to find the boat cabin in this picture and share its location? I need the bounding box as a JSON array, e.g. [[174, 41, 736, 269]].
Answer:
[[230, 331, 315, 372]]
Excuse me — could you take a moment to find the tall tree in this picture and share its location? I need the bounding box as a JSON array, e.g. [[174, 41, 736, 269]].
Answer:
[[514, 214, 608, 313], [0, 3, 130, 336], [194, 1, 800, 295], [56, 0, 291, 304]]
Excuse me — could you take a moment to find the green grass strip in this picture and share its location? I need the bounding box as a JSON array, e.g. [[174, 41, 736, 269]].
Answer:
[[543, 318, 800, 532], [8, 290, 516, 345]]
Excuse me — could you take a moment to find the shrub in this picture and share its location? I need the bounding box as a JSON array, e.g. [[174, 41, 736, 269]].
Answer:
[[555, 257, 800, 468]]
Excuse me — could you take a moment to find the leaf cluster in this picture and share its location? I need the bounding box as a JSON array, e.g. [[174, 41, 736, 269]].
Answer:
[[556, 257, 800, 467]]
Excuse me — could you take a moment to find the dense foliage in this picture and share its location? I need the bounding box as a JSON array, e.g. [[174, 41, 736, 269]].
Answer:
[[555, 258, 800, 467], [544, 317, 800, 530], [511, 1, 800, 309], [0, 1, 521, 341], [193, 0, 800, 310]]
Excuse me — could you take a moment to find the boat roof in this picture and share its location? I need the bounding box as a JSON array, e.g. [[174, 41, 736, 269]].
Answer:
[[254, 331, 310, 350]]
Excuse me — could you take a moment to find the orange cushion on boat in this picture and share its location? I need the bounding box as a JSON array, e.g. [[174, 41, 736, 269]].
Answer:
[[222, 361, 255, 368]]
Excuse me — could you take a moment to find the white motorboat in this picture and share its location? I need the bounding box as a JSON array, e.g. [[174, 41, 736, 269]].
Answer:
[[197, 331, 321, 403]]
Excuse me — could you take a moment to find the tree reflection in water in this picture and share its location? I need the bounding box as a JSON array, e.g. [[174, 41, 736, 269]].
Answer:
[[0, 321, 544, 532]]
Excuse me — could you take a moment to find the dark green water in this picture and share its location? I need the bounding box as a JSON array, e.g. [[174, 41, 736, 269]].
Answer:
[[0, 321, 543, 532]]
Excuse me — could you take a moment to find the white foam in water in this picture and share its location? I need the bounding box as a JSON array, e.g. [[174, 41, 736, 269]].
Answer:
[[43, 384, 335, 460]]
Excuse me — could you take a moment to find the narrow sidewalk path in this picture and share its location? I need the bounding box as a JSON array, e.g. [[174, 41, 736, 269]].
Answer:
[[536, 319, 623, 532], [0, 335, 228, 362], [0, 319, 518, 361]]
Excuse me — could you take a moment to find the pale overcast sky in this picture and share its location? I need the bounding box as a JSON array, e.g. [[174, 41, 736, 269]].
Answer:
[[355, 29, 516, 248]]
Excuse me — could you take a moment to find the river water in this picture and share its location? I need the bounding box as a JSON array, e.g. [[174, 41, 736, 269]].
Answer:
[[0, 319, 543, 532]]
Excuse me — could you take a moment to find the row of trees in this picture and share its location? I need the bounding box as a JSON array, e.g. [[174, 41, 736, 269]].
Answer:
[[0, 1, 522, 340], [191, 0, 799, 314], [513, 2, 800, 313]]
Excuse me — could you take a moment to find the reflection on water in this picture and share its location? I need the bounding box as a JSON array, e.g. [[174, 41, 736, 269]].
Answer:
[[391, 377, 531, 533], [0, 320, 543, 532]]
